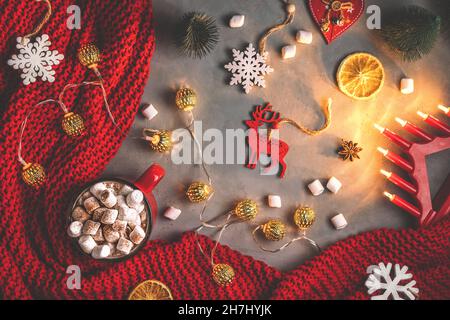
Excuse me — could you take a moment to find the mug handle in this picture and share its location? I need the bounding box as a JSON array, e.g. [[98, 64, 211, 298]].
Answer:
[[134, 163, 165, 194], [134, 164, 165, 223]]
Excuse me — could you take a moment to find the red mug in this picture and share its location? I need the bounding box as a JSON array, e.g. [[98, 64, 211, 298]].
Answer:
[[69, 163, 165, 260]]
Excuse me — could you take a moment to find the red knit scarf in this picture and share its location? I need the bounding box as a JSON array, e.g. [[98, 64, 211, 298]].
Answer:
[[0, 0, 448, 300]]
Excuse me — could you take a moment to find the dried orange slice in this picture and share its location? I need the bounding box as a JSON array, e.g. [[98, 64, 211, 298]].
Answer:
[[128, 280, 173, 300], [337, 53, 385, 100]]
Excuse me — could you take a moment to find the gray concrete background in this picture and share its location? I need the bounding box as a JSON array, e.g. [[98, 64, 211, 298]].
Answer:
[[103, 0, 450, 271]]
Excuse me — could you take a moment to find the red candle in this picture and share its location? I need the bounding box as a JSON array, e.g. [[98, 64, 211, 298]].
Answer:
[[374, 124, 412, 150], [395, 117, 433, 142], [417, 111, 450, 135], [438, 105, 449, 116], [377, 147, 413, 173], [384, 192, 421, 218], [380, 169, 417, 194]]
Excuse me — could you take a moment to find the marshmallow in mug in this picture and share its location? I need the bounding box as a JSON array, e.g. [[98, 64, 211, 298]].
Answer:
[[130, 226, 146, 245], [83, 197, 101, 213], [126, 190, 144, 209], [103, 225, 121, 243], [117, 237, 134, 255], [92, 244, 111, 259], [100, 208, 118, 225], [90, 182, 107, 199], [78, 235, 97, 254], [100, 189, 117, 208], [67, 221, 83, 238]]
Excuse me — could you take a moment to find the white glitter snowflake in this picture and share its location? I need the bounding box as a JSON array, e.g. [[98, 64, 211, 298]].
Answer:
[[224, 43, 273, 94], [8, 34, 64, 85], [365, 262, 419, 300]]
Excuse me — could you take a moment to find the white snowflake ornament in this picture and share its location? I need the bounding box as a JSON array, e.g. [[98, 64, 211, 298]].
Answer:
[[365, 262, 419, 300], [8, 34, 64, 85], [224, 43, 273, 94]]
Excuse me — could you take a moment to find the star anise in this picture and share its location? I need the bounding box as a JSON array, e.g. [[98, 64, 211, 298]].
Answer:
[[338, 139, 363, 161]]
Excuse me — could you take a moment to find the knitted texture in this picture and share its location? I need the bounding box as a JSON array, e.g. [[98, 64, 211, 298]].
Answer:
[[0, 1, 449, 300]]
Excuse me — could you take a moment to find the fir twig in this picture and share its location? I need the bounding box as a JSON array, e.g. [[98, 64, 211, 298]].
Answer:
[[380, 5, 441, 62], [177, 12, 219, 59]]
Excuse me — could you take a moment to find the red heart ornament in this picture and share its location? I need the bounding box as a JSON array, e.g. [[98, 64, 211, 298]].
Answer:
[[308, 0, 365, 44]]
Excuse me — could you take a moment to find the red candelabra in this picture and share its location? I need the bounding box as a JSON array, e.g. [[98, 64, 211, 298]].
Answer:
[[375, 106, 450, 226]]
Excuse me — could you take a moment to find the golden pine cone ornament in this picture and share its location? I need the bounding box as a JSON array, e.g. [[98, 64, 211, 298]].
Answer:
[[175, 88, 197, 111], [22, 163, 46, 189], [78, 43, 101, 69], [293, 206, 316, 230], [212, 263, 235, 286], [128, 280, 173, 300], [262, 219, 286, 241], [148, 130, 173, 153], [234, 199, 258, 221], [62, 112, 86, 137], [186, 182, 213, 203]]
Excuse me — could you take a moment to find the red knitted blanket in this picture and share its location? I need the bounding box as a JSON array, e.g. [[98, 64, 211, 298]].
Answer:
[[0, 0, 449, 300]]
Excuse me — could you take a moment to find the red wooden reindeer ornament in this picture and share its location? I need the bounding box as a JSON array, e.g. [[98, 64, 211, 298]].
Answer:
[[376, 107, 450, 226], [244, 99, 332, 178], [245, 104, 289, 178]]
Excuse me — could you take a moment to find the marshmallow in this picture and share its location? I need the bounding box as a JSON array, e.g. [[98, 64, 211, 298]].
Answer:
[[400, 78, 414, 94], [229, 15, 245, 28], [103, 225, 120, 243], [90, 183, 107, 199], [281, 44, 296, 59], [112, 220, 127, 233], [92, 207, 106, 221], [67, 221, 83, 238], [101, 208, 118, 225], [82, 220, 101, 235], [91, 244, 111, 259], [116, 195, 126, 207], [139, 210, 148, 224], [296, 30, 313, 44], [72, 206, 90, 222], [267, 195, 282, 208], [93, 226, 105, 242], [128, 214, 141, 229], [326, 176, 342, 194], [141, 103, 158, 121], [81, 191, 93, 201], [118, 205, 138, 223], [100, 189, 117, 208], [83, 197, 101, 213], [105, 181, 122, 194], [126, 190, 144, 209], [78, 235, 97, 254], [308, 180, 325, 196], [331, 213, 348, 230], [120, 184, 134, 195], [130, 226, 146, 245], [164, 206, 182, 220], [116, 237, 133, 255]]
